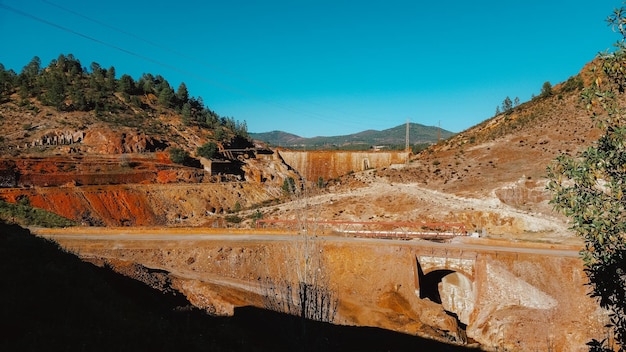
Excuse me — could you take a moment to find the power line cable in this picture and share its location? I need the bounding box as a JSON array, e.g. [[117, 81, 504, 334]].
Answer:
[[1, 2, 393, 133], [37, 0, 382, 130], [0, 3, 240, 94]]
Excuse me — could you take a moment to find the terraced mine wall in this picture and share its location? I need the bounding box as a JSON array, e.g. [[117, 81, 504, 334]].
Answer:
[[277, 150, 409, 181], [38, 230, 607, 352], [0, 155, 298, 227], [0, 182, 282, 227]]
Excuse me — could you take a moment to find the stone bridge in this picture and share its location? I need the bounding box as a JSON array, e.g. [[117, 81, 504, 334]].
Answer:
[[35, 228, 606, 351]]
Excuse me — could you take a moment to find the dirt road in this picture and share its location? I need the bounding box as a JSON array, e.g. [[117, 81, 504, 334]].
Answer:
[[34, 227, 581, 258]]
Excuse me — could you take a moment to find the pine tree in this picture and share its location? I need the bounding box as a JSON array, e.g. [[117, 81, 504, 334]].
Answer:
[[176, 82, 189, 104], [117, 74, 135, 94], [181, 102, 192, 125], [540, 81, 553, 97], [158, 86, 175, 108], [106, 66, 116, 92], [502, 96, 513, 112], [0, 64, 16, 99]]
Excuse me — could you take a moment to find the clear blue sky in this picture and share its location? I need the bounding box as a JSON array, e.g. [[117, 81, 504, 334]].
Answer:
[[0, 0, 620, 137]]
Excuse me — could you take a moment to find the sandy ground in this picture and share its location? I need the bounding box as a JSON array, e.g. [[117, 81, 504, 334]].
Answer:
[[237, 168, 579, 246]]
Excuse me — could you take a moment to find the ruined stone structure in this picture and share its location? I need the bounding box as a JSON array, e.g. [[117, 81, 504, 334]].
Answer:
[[22, 130, 84, 149], [37, 229, 606, 351]]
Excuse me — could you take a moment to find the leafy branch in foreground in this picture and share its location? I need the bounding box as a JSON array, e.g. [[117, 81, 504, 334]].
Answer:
[[547, 6, 626, 352]]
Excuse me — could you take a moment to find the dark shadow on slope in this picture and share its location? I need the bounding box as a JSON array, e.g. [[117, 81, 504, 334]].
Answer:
[[0, 221, 480, 352]]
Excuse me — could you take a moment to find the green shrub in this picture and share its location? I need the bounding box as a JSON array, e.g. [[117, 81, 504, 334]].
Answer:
[[249, 210, 263, 221], [540, 81, 553, 97], [282, 177, 296, 195], [169, 147, 188, 164], [0, 198, 76, 227], [225, 215, 242, 224], [317, 177, 325, 189], [561, 75, 584, 92], [196, 142, 218, 159]]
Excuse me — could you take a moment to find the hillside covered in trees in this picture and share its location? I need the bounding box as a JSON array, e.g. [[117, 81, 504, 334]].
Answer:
[[0, 54, 250, 159], [0, 54, 302, 227], [250, 122, 455, 151]]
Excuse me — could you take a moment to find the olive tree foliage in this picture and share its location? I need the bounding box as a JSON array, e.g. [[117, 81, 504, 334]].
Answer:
[[547, 7, 626, 352]]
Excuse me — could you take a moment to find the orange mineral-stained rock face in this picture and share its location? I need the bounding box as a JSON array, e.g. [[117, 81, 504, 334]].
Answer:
[[82, 129, 124, 154], [28, 190, 88, 223], [82, 189, 160, 226], [0, 178, 288, 227], [0, 150, 302, 227], [24, 187, 161, 226], [156, 170, 178, 184]]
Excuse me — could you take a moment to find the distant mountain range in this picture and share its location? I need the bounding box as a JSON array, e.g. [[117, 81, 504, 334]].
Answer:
[[250, 123, 455, 150]]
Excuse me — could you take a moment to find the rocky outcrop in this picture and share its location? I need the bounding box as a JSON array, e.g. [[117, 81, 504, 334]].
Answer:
[[494, 177, 552, 208], [83, 129, 167, 154], [241, 156, 299, 186]]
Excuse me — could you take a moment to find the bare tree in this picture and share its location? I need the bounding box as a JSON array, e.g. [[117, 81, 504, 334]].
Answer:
[[263, 173, 338, 328]]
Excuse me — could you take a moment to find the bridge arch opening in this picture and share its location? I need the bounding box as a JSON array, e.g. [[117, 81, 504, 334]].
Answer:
[[418, 269, 455, 304], [415, 257, 475, 328]]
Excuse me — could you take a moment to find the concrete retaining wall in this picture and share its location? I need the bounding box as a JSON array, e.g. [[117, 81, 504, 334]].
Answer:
[[277, 150, 409, 181]]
